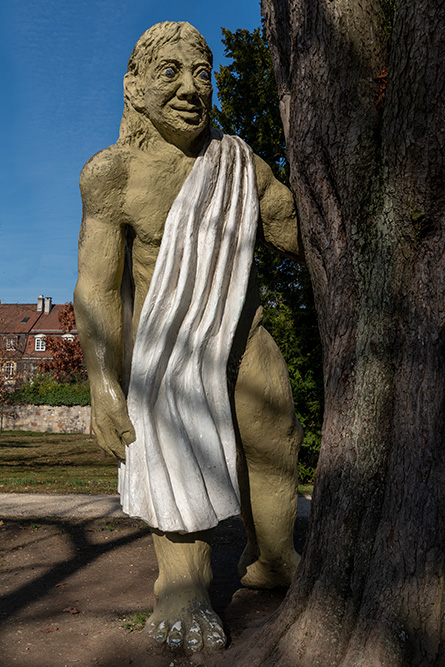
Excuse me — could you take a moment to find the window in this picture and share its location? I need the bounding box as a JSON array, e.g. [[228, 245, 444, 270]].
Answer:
[[35, 336, 46, 352], [3, 362, 15, 378], [5, 338, 15, 350], [62, 334, 74, 342]]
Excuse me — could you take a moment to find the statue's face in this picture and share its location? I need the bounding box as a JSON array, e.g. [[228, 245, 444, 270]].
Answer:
[[142, 38, 212, 146]]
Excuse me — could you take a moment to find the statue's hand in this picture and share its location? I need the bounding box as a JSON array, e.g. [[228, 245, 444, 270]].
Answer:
[[91, 383, 136, 461]]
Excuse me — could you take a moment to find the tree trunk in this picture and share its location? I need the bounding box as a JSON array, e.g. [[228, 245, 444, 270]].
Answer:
[[220, 0, 445, 665]]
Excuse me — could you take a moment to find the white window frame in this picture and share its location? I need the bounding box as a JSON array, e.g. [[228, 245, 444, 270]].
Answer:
[[62, 334, 74, 342], [3, 361, 15, 378], [6, 337, 16, 350], [35, 335, 46, 352]]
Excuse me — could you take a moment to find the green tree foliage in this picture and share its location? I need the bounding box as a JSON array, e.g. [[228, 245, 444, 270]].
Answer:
[[381, 0, 397, 35], [212, 28, 323, 481], [212, 28, 287, 180]]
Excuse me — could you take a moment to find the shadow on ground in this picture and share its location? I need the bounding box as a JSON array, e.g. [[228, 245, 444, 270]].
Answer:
[[0, 516, 308, 666]]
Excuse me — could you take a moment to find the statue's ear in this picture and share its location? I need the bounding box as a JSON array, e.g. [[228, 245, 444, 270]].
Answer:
[[124, 73, 145, 111]]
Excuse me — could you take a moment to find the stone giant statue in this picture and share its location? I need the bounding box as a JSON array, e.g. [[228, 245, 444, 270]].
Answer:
[[74, 21, 304, 653]]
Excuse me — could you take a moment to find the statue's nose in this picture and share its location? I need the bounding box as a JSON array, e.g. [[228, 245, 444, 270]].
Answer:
[[177, 71, 197, 98]]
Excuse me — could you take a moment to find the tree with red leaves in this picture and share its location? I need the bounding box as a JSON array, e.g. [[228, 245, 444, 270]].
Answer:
[[39, 303, 86, 382]]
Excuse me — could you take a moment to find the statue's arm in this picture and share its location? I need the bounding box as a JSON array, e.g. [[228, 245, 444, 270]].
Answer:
[[73, 152, 135, 460], [254, 154, 304, 262]]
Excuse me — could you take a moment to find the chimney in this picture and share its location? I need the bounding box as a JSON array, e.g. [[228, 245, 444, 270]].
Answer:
[[44, 297, 52, 314], [37, 295, 44, 313]]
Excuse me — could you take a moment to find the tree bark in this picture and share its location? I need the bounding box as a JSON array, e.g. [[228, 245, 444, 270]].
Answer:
[[219, 0, 445, 665]]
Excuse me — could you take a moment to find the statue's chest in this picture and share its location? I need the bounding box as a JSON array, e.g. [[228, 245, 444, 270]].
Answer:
[[124, 156, 194, 246]]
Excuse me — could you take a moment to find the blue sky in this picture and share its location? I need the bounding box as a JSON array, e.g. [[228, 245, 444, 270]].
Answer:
[[0, 0, 261, 304]]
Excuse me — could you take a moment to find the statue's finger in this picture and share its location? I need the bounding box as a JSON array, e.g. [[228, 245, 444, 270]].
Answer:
[[121, 427, 136, 447], [110, 436, 127, 461]]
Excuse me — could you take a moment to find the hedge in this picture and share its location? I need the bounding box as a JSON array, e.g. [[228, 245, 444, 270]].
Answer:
[[9, 374, 90, 407]]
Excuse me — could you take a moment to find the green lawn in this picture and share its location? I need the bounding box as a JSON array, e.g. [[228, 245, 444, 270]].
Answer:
[[0, 431, 118, 494], [0, 430, 313, 496]]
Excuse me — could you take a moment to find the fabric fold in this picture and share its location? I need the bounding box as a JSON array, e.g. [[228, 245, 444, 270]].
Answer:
[[118, 133, 259, 533]]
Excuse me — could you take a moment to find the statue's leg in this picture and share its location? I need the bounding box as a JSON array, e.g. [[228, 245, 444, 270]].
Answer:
[[146, 528, 226, 652], [234, 324, 303, 589]]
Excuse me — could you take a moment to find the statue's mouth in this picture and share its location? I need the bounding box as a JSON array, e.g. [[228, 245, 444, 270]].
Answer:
[[168, 105, 204, 127], [170, 104, 201, 116]]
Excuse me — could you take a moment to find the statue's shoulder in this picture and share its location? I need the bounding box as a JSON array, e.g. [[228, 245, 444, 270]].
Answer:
[[80, 144, 131, 194], [252, 153, 274, 199]]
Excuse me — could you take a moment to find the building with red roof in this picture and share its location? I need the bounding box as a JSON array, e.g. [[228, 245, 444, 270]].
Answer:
[[0, 296, 78, 385]]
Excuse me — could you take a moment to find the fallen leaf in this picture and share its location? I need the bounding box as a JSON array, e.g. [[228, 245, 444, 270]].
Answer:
[[40, 627, 58, 633], [55, 583, 66, 589], [63, 607, 80, 614], [0, 520, 4, 525]]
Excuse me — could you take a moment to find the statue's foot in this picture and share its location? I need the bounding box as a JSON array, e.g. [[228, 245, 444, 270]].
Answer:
[[238, 546, 301, 589], [146, 589, 226, 653]]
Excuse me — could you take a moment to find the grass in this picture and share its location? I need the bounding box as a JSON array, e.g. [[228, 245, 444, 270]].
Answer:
[[118, 609, 153, 632], [0, 430, 313, 497], [298, 484, 314, 497], [0, 430, 118, 494]]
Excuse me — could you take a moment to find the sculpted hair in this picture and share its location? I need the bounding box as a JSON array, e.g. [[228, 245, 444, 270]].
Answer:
[[119, 21, 213, 146], [128, 21, 212, 77]]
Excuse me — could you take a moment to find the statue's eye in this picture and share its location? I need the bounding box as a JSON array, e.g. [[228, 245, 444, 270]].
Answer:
[[164, 67, 175, 78], [198, 69, 210, 81]]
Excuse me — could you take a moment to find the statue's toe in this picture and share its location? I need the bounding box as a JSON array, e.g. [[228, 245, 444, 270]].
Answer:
[[166, 620, 184, 650], [202, 611, 226, 650], [147, 618, 168, 644], [185, 618, 203, 652]]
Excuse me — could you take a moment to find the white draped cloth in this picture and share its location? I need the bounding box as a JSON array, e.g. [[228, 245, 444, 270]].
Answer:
[[118, 133, 259, 533]]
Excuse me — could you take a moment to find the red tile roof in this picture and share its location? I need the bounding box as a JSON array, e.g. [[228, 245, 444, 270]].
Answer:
[[0, 302, 77, 336], [30, 305, 77, 334], [0, 304, 41, 333]]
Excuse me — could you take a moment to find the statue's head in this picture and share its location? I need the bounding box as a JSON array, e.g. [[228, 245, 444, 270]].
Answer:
[[120, 22, 213, 151]]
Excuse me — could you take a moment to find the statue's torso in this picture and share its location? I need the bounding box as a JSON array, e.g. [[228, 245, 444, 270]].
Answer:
[[93, 140, 261, 347], [120, 146, 197, 328]]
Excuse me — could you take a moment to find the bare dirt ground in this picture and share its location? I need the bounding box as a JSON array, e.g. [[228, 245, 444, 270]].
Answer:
[[0, 515, 308, 667]]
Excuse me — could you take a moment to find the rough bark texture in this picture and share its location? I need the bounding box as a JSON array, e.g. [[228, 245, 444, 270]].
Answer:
[[218, 0, 445, 665]]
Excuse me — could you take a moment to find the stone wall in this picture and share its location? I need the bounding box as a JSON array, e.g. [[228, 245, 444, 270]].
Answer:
[[2, 404, 91, 434]]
